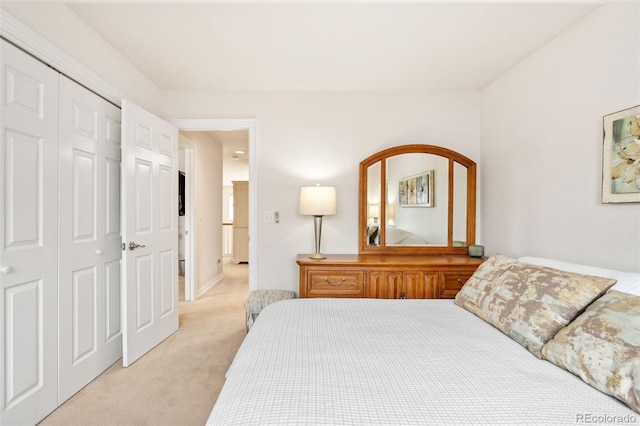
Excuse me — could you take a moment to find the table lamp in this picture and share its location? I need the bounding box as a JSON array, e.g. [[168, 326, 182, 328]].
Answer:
[[299, 185, 337, 259]]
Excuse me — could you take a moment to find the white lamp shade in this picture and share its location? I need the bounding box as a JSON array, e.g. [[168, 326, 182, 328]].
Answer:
[[368, 204, 380, 219], [387, 202, 395, 225], [299, 186, 337, 216]]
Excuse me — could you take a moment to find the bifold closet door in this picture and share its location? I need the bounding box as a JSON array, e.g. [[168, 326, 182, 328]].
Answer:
[[57, 76, 123, 403], [0, 40, 59, 426]]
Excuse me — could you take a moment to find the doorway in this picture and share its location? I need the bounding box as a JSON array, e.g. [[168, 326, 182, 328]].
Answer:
[[171, 119, 258, 298]]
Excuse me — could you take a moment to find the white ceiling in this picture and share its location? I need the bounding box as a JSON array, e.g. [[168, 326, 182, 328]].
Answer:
[[181, 129, 249, 186], [59, 1, 601, 183], [67, 1, 601, 92], [217, 130, 250, 186]]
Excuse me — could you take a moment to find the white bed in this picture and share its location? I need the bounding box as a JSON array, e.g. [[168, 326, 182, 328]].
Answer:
[[386, 226, 428, 246], [208, 257, 639, 425]]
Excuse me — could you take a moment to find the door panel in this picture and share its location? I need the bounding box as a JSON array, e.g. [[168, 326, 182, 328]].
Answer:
[[4, 280, 42, 401], [106, 158, 121, 237], [122, 100, 178, 367], [159, 165, 172, 230], [72, 267, 97, 362], [72, 149, 96, 240], [404, 271, 438, 299], [4, 130, 42, 247], [1, 39, 59, 426], [105, 260, 122, 342], [159, 250, 175, 316], [366, 271, 403, 299], [58, 75, 122, 403], [135, 159, 153, 232], [135, 254, 154, 330]]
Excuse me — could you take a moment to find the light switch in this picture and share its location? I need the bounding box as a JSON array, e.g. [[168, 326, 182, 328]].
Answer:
[[264, 211, 275, 223]]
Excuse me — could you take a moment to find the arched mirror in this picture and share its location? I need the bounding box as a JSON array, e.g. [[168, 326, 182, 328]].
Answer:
[[359, 144, 476, 255]]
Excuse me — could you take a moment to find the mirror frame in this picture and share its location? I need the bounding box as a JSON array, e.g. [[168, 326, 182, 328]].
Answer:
[[358, 144, 476, 255]]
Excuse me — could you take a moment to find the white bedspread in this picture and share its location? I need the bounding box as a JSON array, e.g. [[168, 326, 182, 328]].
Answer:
[[208, 298, 637, 425]]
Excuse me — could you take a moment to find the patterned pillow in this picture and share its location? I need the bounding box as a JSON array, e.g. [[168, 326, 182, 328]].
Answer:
[[454, 253, 616, 358], [541, 290, 640, 413]]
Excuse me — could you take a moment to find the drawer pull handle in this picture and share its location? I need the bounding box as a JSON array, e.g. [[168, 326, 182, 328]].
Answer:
[[324, 277, 347, 286], [457, 279, 465, 285]]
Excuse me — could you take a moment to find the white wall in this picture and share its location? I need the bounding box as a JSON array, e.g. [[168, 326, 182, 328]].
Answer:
[[164, 91, 481, 292], [0, 1, 162, 114], [179, 132, 225, 296], [481, 2, 640, 271], [222, 185, 234, 223]]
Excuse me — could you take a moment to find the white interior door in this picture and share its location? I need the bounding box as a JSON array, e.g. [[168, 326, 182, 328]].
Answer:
[[0, 40, 59, 425], [57, 76, 123, 401], [121, 100, 179, 367]]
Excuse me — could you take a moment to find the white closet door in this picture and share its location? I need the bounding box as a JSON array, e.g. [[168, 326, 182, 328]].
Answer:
[[0, 40, 59, 425], [121, 101, 179, 367], [57, 76, 123, 402]]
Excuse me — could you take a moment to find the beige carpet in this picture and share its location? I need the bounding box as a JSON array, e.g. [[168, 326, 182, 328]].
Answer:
[[39, 261, 249, 426]]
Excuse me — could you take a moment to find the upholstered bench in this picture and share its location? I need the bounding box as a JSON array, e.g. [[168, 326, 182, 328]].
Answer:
[[245, 290, 296, 331]]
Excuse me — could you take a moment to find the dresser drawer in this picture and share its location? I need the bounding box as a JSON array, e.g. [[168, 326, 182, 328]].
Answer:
[[439, 270, 476, 299], [306, 270, 364, 297]]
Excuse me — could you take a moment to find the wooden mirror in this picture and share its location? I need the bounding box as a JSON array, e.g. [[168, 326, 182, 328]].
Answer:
[[359, 144, 476, 255]]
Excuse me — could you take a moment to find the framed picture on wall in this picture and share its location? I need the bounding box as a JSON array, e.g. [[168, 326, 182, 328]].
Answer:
[[399, 170, 434, 207], [602, 105, 640, 203]]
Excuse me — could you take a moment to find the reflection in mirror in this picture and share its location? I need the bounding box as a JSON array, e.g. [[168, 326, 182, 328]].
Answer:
[[453, 161, 468, 246], [367, 162, 381, 246], [386, 154, 448, 246], [359, 144, 476, 255]]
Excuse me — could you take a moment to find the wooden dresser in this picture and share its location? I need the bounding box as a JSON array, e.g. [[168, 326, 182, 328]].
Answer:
[[297, 254, 484, 299]]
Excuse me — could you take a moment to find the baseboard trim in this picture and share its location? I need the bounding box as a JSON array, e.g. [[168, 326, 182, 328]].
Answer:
[[197, 273, 225, 299]]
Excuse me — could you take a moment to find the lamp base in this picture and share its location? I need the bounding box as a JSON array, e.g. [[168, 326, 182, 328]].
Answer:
[[308, 253, 327, 259], [309, 216, 327, 260]]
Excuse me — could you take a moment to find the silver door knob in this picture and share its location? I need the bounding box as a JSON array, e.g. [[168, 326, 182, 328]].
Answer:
[[95, 249, 103, 255], [128, 242, 146, 251], [1, 266, 11, 274]]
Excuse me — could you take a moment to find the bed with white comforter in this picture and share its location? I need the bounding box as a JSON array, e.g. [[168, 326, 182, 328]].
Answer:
[[207, 257, 639, 425]]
